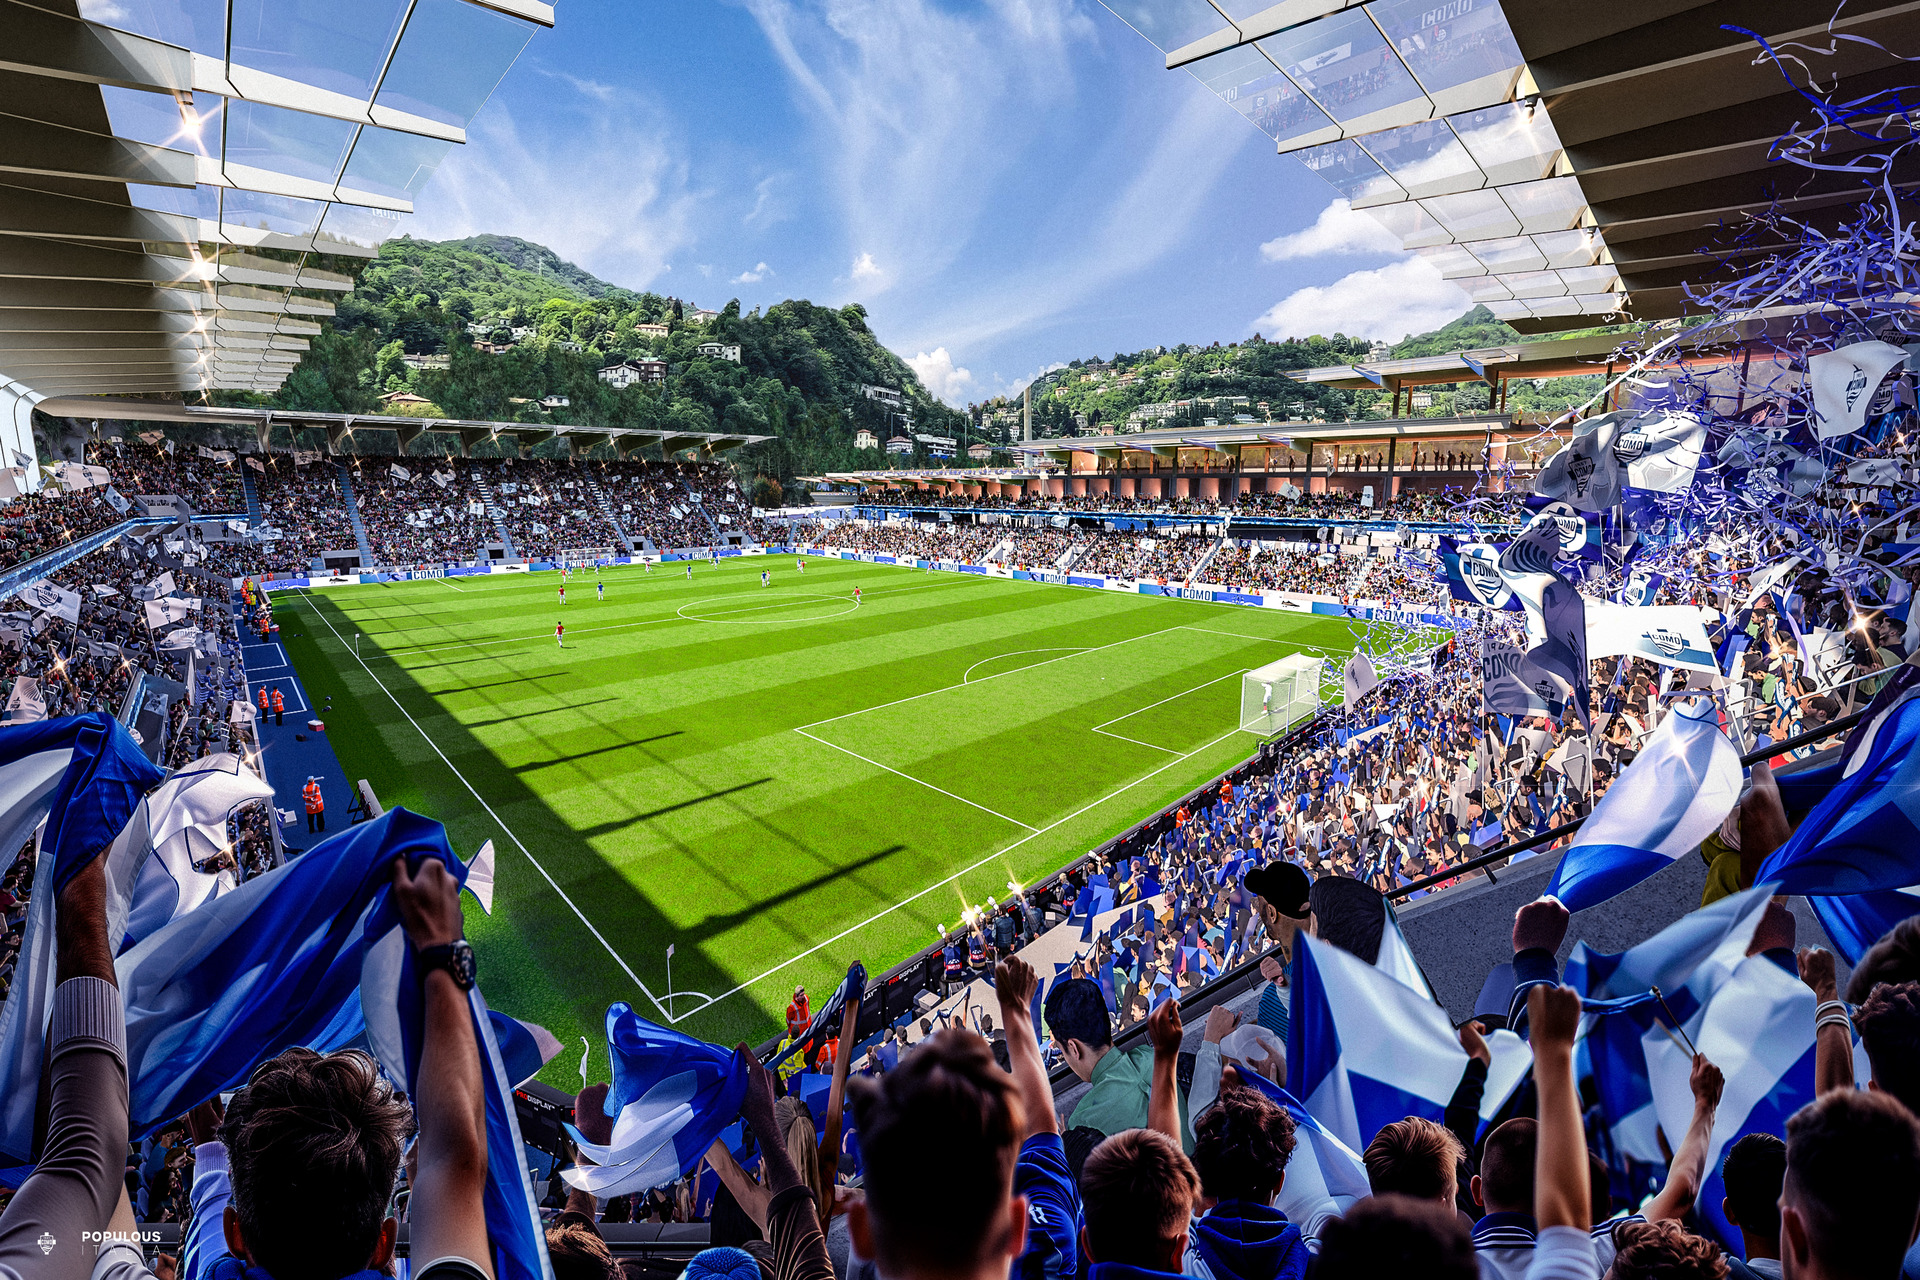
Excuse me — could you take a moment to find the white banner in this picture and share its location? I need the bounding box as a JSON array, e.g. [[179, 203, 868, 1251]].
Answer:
[[390, 464, 412, 482], [246, 456, 266, 473], [143, 598, 197, 629], [292, 450, 322, 466], [5, 677, 44, 724], [132, 571, 176, 602], [50, 462, 110, 491], [102, 486, 130, 514], [16, 581, 80, 625], [1482, 639, 1566, 717], [432, 470, 453, 489], [1810, 340, 1908, 439], [1586, 602, 1720, 674]]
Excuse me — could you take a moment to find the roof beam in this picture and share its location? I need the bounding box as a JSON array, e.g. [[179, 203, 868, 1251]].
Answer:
[[0, 183, 194, 244]]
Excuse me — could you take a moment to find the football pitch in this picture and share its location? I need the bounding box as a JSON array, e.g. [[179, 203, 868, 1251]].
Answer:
[[272, 555, 1358, 1080]]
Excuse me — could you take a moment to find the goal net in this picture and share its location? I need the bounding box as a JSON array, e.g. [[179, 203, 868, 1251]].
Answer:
[[1240, 653, 1324, 737]]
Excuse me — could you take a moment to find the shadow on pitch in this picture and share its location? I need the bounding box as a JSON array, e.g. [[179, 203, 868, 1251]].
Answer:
[[510, 731, 684, 773]]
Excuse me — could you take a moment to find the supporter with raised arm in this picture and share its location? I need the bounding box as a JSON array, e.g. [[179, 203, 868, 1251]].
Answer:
[[1639, 1055, 1726, 1224], [1044, 978, 1188, 1147], [845, 1030, 1021, 1280], [1527, 984, 1599, 1280], [0, 854, 128, 1280], [993, 956, 1082, 1280]]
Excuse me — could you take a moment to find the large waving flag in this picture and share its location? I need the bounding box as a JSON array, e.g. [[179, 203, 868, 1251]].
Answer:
[[562, 1004, 749, 1198], [1570, 889, 1770, 1164], [1643, 952, 1815, 1249], [120, 752, 274, 946], [0, 714, 165, 1163], [1545, 695, 1740, 912], [1286, 932, 1468, 1154], [1755, 666, 1920, 897]]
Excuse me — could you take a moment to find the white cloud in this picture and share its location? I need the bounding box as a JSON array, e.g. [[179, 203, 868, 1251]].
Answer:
[[733, 262, 773, 284], [1259, 199, 1402, 263], [409, 72, 701, 292], [744, 174, 789, 230], [907, 347, 974, 403], [849, 252, 881, 282], [1252, 257, 1470, 344]]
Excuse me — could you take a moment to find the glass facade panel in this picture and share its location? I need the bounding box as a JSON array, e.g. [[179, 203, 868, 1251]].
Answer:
[[1260, 9, 1422, 125], [1360, 117, 1479, 197], [1298, 138, 1407, 205], [1370, 0, 1523, 95], [229, 0, 409, 101]]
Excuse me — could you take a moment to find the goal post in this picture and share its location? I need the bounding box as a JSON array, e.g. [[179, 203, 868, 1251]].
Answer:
[[1240, 653, 1323, 737]]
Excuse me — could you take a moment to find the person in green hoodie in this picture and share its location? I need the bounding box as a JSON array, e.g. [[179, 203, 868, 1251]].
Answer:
[[1044, 978, 1191, 1148]]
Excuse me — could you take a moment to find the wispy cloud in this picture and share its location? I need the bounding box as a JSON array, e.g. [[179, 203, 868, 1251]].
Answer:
[[849, 252, 881, 283], [907, 347, 974, 403], [743, 174, 790, 230], [733, 262, 773, 284], [1260, 199, 1401, 263], [410, 71, 702, 292], [1252, 257, 1469, 344], [744, 0, 1096, 304]]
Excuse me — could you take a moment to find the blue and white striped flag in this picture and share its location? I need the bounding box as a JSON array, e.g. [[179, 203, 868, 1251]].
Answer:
[[1286, 932, 1468, 1154], [1755, 666, 1920, 897], [1545, 696, 1741, 912], [1807, 887, 1920, 964], [563, 1004, 749, 1198], [0, 714, 164, 1164], [120, 752, 274, 946]]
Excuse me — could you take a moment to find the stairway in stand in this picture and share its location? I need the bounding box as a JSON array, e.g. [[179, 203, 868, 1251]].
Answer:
[[586, 475, 636, 555], [334, 462, 376, 568], [473, 474, 517, 559]]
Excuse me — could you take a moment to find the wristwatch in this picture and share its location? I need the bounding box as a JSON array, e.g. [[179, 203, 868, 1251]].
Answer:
[[417, 939, 478, 991]]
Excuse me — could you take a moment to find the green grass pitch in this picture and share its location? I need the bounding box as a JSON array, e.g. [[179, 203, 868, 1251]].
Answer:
[[269, 556, 1357, 1085]]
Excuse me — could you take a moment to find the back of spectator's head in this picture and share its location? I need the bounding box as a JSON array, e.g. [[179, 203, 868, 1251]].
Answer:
[[546, 1220, 617, 1280], [1855, 980, 1920, 1115], [1607, 1220, 1728, 1280], [847, 1029, 1023, 1280], [1080, 1128, 1202, 1271], [221, 1048, 412, 1280], [1312, 1193, 1476, 1280], [1364, 1117, 1464, 1205], [1720, 1131, 1785, 1250], [1191, 1085, 1296, 1204], [1043, 977, 1112, 1078], [1782, 1088, 1920, 1279], [1473, 1118, 1536, 1214]]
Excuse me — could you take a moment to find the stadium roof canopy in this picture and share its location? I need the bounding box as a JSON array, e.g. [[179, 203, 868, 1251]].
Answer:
[[40, 396, 772, 457], [1098, 0, 1920, 334], [0, 0, 551, 465]]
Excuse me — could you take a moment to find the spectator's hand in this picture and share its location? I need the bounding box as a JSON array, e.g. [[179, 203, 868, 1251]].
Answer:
[[1747, 896, 1796, 956], [1204, 1006, 1240, 1045], [392, 856, 463, 950], [737, 1043, 779, 1143], [575, 1082, 613, 1148], [1458, 1019, 1492, 1066], [185, 1096, 224, 1146], [153, 1255, 177, 1280], [1688, 1054, 1724, 1110], [1512, 896, 1570, 955], [1797, 946, 1839, 1003], [1146, 998, 1183, 1059], [1528, 984, 1581, 1055], [1740, 763, 1793, 866], [1259, 954, 1285, 983], [994, 955, 1038, 1015]]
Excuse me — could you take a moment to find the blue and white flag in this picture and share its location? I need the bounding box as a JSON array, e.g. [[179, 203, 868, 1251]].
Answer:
[[1807, 887, 1920, 965], [120, 752, 274, 946], [1755, 666, 1920, 897], [1643, 952, 1815, 1250], [490, 1011, 565, 1090], [563, 1004, 749, 1198], [1569, 888, 1770, 1164], [1286, 932, 1468, 1154], [0, 714, 165, 1163], [1499, 515, 1592, 727], [1545, 696, 1740, 912]]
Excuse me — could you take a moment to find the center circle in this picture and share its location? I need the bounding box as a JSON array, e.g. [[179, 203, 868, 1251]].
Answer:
[[676, 592, 860, 624]]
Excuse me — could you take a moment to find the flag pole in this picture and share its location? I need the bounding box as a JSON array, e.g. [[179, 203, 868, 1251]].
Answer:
[[665, 941, 676, 1020]]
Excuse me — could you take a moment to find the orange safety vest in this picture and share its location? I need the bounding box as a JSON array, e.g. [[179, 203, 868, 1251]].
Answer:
[[257, 686, 269, 711], [304, 781, 323, 814], [271, 689, 284, 713]]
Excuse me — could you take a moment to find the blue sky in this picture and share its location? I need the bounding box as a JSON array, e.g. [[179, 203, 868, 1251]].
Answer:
[[409, 0, 1472, 404]]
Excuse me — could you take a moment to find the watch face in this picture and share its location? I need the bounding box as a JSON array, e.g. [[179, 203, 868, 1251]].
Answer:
[[450, 941, 477, 989]]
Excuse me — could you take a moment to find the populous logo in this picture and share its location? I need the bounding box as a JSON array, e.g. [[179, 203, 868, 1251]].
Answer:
[[1644, 627, 1686, 658]]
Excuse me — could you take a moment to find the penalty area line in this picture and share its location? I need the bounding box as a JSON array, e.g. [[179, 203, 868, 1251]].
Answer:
[[709, 717, 1253, 1015], [294, 589, 698, 1024]]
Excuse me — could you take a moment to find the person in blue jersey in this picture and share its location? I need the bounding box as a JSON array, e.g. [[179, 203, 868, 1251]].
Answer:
[[596, 580, 604, 602], [762, 571, 771, 588], [994, 955, 1082, 1280], [1183, 1085, 1309, 1280]]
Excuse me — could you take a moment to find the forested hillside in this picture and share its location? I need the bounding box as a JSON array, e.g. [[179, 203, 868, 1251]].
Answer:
[[250, 236, 979, 499]]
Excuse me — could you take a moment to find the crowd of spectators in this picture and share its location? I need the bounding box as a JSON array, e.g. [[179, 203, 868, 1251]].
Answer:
[[87, 439, 244, 512], [1350, 555, 1451, 608], [251, 459, 359, 575], [354, 462, 494, 566], [855, 482, 1533, 527], [1206, 545, 1361, 596], [1070, 531, 1214, 582], [464, 458, 627, 562], [0, 487, 122, 574]]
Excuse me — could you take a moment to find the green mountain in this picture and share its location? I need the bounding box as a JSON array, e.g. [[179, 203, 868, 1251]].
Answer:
[[246, 236, 981, 500]]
